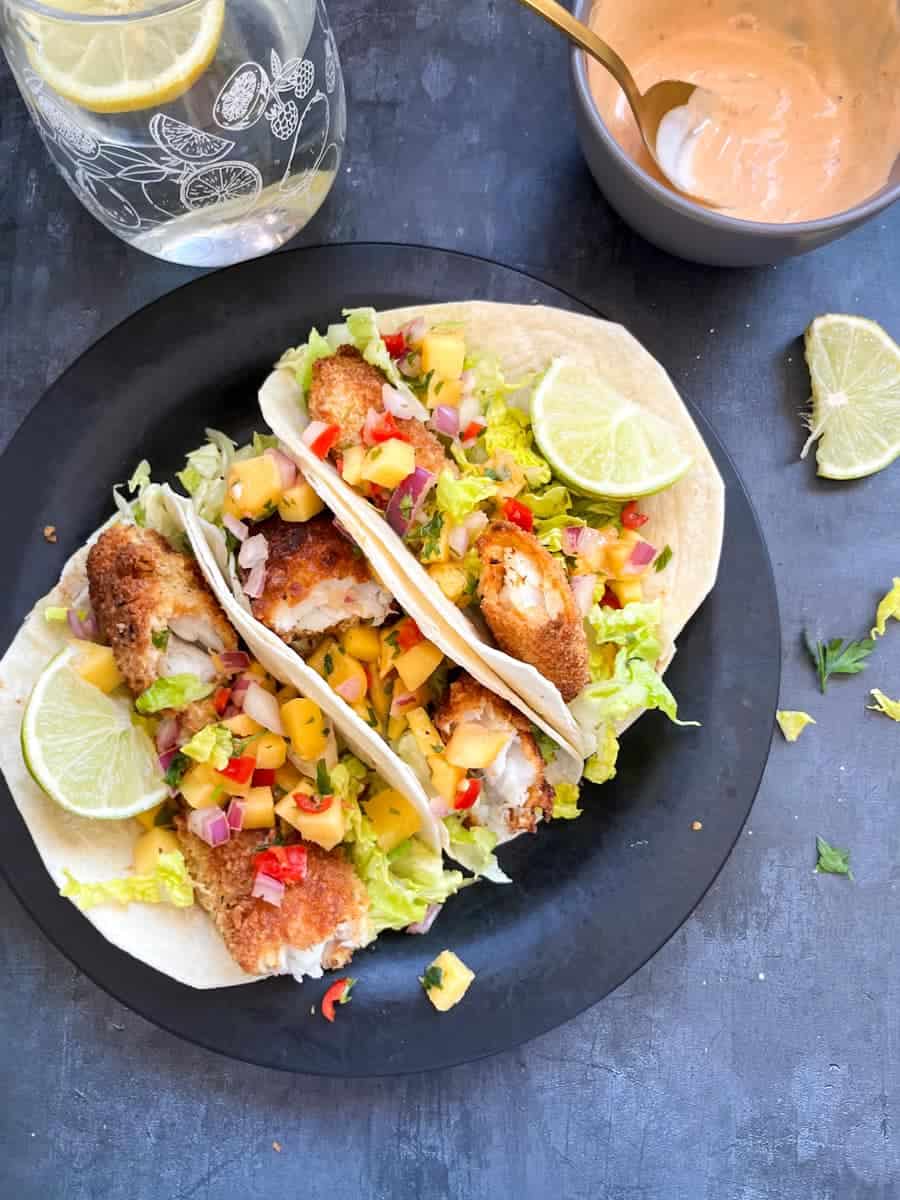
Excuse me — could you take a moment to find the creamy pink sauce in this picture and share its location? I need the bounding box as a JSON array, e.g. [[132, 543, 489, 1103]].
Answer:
[[587, 0, 900, 222]]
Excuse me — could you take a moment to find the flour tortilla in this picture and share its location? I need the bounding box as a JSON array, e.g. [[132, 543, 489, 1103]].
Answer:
[[260, 302, 725, 753]]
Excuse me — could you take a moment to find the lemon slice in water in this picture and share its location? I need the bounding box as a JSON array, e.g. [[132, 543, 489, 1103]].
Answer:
[[21, 645, 167, 820], [802, 314, 900, 480], [531, 357, 693, 498], [26, 0, 225, 114]]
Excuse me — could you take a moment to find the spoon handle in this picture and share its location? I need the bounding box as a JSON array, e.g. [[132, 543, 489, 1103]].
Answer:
[[514, 0, 642, 110]]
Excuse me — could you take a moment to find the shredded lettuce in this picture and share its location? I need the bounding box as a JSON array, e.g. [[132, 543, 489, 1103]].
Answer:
[[551, 781, 582, 819], [61, 850, 194, 910], [435, 468, 498, 523], [177, 431, 236, 524], [776, 710, 816, 740], [392, 731, 431, 788], [483, 395, 551, 486], [135, 674, 214, 714], [181, 723, 234, 770], [443, 814, 510, 884], [330, 755, 371, 805], [871, 578, 900, 639], [44, 606, 70, 623], [587, 600, 663, 664], [868, 690, 900, 721], [387, 837, 466, 906], [583, 724, 619, 784], [128, 459, 151, 493], [573, 647, 693, 731], [344, 306, 402, 386], [277, 328, 334, 393]]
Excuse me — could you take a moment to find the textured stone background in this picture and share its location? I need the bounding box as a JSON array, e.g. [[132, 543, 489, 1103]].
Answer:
[[2, 1, 899, 1196]]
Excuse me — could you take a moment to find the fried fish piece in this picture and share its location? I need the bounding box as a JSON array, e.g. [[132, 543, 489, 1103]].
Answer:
[[476, 520, 589, 702], [246, 513, 393, 642], [394, 415, 452, 478], [434, 674, 553, 837], [87, 523, 236, 697], [174, 820, 370, 978], [309, 345, 383, 450]]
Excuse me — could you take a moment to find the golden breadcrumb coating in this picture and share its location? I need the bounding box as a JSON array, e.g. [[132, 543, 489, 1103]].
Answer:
[[87, 523, 236, 696], [309, 345, 384, 450], [175, 820, 369, 977], [476, 520, 589, 702]]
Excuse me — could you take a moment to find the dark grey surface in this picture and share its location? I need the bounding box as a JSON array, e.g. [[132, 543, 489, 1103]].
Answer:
[[1, 1, 898, 1195]]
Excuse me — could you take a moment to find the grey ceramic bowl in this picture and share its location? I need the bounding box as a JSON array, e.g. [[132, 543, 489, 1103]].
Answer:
[[569, 0, 900, 266]]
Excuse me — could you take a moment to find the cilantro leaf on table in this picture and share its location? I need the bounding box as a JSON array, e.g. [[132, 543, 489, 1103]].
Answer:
[[815, 836, 853, 879], [804, 631, 874, 693]]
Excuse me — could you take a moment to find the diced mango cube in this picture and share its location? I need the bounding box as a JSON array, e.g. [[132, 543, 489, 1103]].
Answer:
[[422, 949, 475, 1012], [426, 375, 463, 410], [275, 790, 345, 851], [253, 732, 287, 770], [274, 762, 303, 795], [428, 563, 469, 604], [360, 440, 416, 489], [72, 640, 122, 694], [444, 723, 510, 770], [387, 714, 408, 741], [320, 647, 368, 702], [221, 713, 264, 737], [281, 697, 328, 761], [213, 766, 252, 798], [181, 762, 222, 808], [407, 707, 445, 759], [223, 454, 283, 521], [379, 623, 403, 679], [609, 577, 643, 606], [276, 684, 299, 704], [421, 332, 465, 381], [388, 686, 428, 717], [428, 755, 465, 804], [308, 637, 338, 679], [341, 445, 366, 487], [278, 480, 325, 523], [341, 625, 381, 663], [363, 787, 421, 852], [242, 786, 275, 829], [368, 668, 392, 731], [395, 640, 444, 692], [133, 827, 180, 875]]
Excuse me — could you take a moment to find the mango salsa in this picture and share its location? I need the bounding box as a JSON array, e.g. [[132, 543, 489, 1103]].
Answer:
[[252, 731, 287, 770], [223, 454, 283, 520], [421, 332, 465, 380], [281, 697, 328, 761], [221, 712, 264, 738], [181, 762, 223, 808], [341, 445, 366, 486], [395, 640, 444, 692], [242, 786, 276, 829], [135, 802, 165, 831], [407, 707, 445, 759], [275, 789, 345, 851], [363, 787, 421, 852], [341, 625, 381, 663], [428, 563, 469, 604], [609, 577, 643, 606], [426, 375, 463, 410], [133, 828, 180, 875], [278, 480, 325, 523], [422, 949, 475, 1012], [428, 755, 465, 804], [444, 723, 509, 770], [360, 440, 416, 489], [72, 641, 122, 694]]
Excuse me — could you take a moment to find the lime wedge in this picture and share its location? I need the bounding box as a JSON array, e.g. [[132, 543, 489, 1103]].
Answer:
[[531, 358, 693, 498], [801, 314, 900, 480], [22, 646, 167, 820]]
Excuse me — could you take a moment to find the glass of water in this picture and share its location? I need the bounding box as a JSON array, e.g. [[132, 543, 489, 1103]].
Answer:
[[0, 0, 346, 266]]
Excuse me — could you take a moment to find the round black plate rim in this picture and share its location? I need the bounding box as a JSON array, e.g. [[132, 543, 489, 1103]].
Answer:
[[0, 244, 780, 1076]]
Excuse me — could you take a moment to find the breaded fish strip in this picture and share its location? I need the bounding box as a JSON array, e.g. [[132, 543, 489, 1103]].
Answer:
[[309, 345, 450, 474], [476, 520, 589, 702], [309, 345, 383, 450], [435, 674, 553, 837], [87, 524, 236, 696], [247, 513, 393, 641], [175, 820, 369, 977]]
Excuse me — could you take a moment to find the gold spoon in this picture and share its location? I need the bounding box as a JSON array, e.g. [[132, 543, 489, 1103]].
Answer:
[[514, 0, 721, 207]]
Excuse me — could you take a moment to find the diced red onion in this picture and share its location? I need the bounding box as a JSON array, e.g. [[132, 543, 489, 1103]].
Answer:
[[67, 607, 98, 641], [571, 573, 597, 617], [401, 317, 426, 345], [390, 690, 417, 716], [187, 806, 230, 848], [226, 798, 245, 832], [243, 681, 284, 733], [428, 796, 451, 819], [430, 405, 459, 438], [627, 540, 657, 569], [222, 514, 248, 542], [301, 420, 331, 449], [406, 902, 443, 935], [251, 871, 285, 907], [383, 382, 428, 422], [231, 675, 252, 708], [158, 749, 177, 774], [265, 446, 298, 490], [385, 468, 436, 536], [561, 526, 604, 557], [398, 353, 421, 378], [244, 562, 267, 598], [155, 716, 179, 755], [238, 533, 268, 570], [448, 522, 471, 558], [336, 676, 364, 703], [219, 650, 251, 676]]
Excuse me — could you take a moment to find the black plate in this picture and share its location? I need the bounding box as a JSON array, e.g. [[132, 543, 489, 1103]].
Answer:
[[0, 244, 779, 1075]]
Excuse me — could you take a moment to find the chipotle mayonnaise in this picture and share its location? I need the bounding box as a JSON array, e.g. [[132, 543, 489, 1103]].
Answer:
[[587, 0, 900, 222]]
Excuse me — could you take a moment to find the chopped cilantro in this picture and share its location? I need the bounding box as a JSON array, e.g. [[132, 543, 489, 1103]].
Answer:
[[654, 545, 673, 572], [421, 965, 444, 991], [323, 652, 334, 677], [163, 752, 189, 789], [316, 760, 331, 795], [151, 628, 170, 650], [804, 632, 875, 693]]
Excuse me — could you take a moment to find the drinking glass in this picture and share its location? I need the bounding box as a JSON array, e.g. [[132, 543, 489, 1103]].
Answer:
[[0, 0, 346, 266]]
